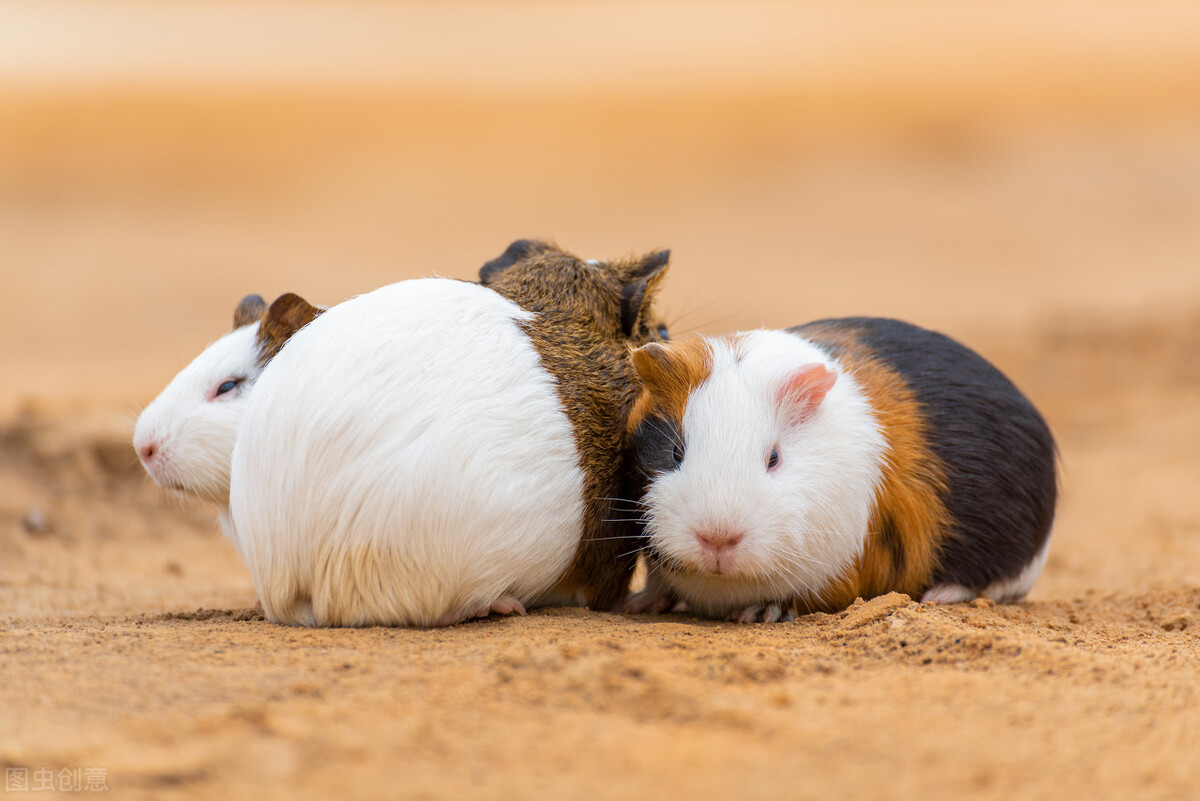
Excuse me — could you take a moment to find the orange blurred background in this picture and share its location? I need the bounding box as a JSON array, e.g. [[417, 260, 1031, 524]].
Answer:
[[2, 0, 1199, 417]]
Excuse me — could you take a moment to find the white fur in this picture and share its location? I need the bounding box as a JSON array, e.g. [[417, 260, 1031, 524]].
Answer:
[[919, 584, 976, 604], [229, 278, 585, 628], [984, 537, 1051, 599], [133, 322, 264, 508], [921, 535, 1052, 604], [645, 329, 887, 618], [984, 535, 1051, 602]]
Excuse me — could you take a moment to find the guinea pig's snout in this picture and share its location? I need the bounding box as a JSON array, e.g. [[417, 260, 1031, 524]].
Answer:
[[137, 442, 157, 465], [133, 430, 164, 471], [694, 528, 745, 573], [134, 434, 183, 491]]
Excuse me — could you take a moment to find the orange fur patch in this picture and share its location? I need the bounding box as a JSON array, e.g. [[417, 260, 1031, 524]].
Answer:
[[628, 337, 714, 430], [793, 322, 952, 612]]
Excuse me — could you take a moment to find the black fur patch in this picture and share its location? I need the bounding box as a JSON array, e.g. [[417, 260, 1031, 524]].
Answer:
[[795, 317, 1058, 592], [630, 414, 685, 485], [479, 239, 544, 284], [620, 250, 671, 339], [877, 513, 907, 576]]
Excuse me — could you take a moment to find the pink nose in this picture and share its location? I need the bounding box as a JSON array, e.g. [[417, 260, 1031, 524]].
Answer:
[[696, 529, 744, 555], [137, 442, 157, 464]]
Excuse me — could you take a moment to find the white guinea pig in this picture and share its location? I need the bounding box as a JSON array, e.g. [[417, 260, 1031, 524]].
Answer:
[[133, 293, 321, 525], [229, 242, 668, 628]]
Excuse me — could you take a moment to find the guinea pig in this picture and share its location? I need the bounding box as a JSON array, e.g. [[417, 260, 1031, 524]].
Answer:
[[133, 293, 322, 522], [129, 260, 556, 508], [228, 240, 670, 627], [623, 317, 1057, 622]]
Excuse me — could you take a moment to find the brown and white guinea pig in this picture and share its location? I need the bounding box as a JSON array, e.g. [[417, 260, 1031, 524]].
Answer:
[[480, 240, 671, 609], [130, 261, 554, 512], [229, 240, 670, 627], [623, 317, 1057, 622], [132, 293, 322, 525]]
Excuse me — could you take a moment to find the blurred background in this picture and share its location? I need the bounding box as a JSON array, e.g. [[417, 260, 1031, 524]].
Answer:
[[1, 0, 1199, 418], [3, 9, 1198, 794]]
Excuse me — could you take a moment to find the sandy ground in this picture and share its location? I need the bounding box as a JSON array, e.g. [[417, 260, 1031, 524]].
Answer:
[[2, 3, 1199, 799]]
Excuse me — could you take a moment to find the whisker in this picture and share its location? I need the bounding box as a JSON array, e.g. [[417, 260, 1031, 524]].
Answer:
[[665, 276, 728, 330], [672, 309, 745, 336], [596, 496, 646, 505], [668, 296, 724, 331], [643, 418, 683, 450]]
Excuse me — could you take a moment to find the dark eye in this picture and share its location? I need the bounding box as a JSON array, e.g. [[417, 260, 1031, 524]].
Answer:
[[671, 442, 685, 467], [215, 380, 240, 397], [656, 324, 670, 341], [767, 446, 781, 471]]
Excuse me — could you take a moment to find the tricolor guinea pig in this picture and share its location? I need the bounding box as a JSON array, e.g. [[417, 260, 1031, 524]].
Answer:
[[228, 240, 670, 627], [133, 293, 322, 529], [624, 317, 1057, 622]]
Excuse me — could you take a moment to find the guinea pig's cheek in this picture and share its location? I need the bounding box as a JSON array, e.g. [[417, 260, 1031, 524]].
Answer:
[[642, 486, 695, 565]]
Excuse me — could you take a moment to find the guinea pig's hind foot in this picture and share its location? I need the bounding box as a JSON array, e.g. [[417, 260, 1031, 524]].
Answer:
[[484, 594, 527, 617], [433, 595, 527, 627], [728, 602, 797, 624], [464, 594, 528, 622]]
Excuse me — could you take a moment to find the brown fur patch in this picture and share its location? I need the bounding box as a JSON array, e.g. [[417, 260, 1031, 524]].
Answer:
[[481, 241, 670, 610], [256, 293, 322, 367], [232, 294, 267, 329], [628, 337, 714, 431], [791, 321, 952, 612]]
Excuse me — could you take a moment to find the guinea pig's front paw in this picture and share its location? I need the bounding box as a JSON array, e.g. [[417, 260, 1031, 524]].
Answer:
[[727, 602, 797, 624], [621, 588, 677, 615]]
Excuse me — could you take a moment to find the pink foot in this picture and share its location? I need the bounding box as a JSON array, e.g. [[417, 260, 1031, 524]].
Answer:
[[728, 602, 795, 624], [466, 593, 527, 621], [434, 594, 528, 627], [622, 588, 676, 615], [487, 594, 527, 617]]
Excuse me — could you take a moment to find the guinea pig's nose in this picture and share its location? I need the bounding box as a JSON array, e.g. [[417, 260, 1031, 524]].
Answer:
[[696, 529, 744, 553], [137, 442, 158, 465]]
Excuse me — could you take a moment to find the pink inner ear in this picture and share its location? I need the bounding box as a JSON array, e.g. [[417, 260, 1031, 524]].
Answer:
[[778, 363, 837, 424]]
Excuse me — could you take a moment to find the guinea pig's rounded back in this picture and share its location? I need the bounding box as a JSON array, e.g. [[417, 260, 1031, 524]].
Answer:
[[230, 278, 586, 627], [134, 322, 262, 504]]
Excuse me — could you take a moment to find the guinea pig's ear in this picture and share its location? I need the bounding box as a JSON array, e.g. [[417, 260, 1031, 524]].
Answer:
[[256, 293, 322, 365], [479, 239, 546, 284], [631, 342, 673, 389], [233, 294, 267, 329], [778, 364, 837, 425], [620, 250, 671, 339], [630, 337, 710, 403]]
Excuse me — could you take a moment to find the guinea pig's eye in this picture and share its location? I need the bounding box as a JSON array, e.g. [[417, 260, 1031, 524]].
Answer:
[[656, 324, 670, 341], [767, 446, 781, 472], [671, 442, 685, 467], [215, 379, 240, 397]]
